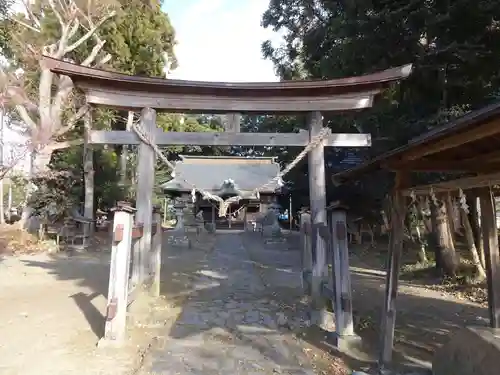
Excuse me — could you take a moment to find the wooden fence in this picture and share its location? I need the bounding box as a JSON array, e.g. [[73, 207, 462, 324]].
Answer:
[[300, 208, 357, 347], [99, 201, 162, 345]]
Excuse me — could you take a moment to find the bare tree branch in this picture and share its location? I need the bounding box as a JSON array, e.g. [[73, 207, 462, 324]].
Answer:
[[97, 53, 112, 67], [5, 0, 117, 175], [14, 104, 37, 130], [48, 0, 71, 57], [67, 18, 80, 41], [82, 39, 106, 66], [46, 138, 84, 151], [48, 0, 65, 29], [50, 75, 74, 130], [54, 104, 89, 136], [11, 17, 40, 33], [38, 68, 54, 131], [22, 0, 41, 28], [64, 11, 116, 54]]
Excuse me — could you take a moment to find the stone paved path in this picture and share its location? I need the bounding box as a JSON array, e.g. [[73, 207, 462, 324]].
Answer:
[[141, 233, 317, 375]]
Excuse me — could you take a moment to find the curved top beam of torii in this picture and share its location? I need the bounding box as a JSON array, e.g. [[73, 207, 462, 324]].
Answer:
[[43, 57, 412, 114]]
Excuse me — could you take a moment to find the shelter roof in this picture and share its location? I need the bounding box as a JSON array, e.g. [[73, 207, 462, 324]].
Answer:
[[161, 156, 281, 195], [333, 101, 500, 185]]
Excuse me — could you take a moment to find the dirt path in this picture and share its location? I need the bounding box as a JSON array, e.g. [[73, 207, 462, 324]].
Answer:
[[0, 251, 164, 375], [139, 232, 347, 374], [0, 230, 484, 375]]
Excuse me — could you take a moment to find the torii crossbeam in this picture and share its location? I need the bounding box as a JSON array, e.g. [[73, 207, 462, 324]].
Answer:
[[43, 56, 412, 346]]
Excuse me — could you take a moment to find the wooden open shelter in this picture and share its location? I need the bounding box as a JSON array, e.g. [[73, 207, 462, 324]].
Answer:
[[44, 56, 412, 345], [333, 101, 500, 369]]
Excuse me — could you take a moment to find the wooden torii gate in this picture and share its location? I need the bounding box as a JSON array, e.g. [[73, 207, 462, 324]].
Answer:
[[44, 57, 411, 342]]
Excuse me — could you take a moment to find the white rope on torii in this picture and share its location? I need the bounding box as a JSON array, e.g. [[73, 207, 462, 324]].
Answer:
[[131, 120, 330, 217]]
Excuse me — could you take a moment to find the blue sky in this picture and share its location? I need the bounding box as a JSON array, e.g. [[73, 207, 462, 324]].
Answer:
[[162, 0, 283, 82]]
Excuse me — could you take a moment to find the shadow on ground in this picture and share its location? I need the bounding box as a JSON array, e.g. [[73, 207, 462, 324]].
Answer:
[[153, 230, 487, 374], [19, 250, 111, 341], [15, 229, 488, 374]]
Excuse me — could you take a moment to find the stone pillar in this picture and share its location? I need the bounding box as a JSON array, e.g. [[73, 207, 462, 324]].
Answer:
[[173, 201, 186, 231]]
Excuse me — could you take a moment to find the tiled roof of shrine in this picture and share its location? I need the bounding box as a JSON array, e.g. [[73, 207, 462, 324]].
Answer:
[[161, 156, 281, 195]]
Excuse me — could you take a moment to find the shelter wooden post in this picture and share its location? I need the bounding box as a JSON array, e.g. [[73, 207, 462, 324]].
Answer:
[[149, 206, 163, 297], [99, 204, 135, 346], [211, 205, 215, 228], [300, 211, 313, 294], [133, 107, 157, 285], [308, 111, 329, 328], [379, 171, 407, 369], [83, 108, 94, 239], [330, 208, 356, 340], [243, 206, 248, 231], [479, 187, 500, 328]]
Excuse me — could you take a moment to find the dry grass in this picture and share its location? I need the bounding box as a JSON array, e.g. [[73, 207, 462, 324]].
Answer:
[[0, 224, 55, 255], [349, 235, 489, 306]]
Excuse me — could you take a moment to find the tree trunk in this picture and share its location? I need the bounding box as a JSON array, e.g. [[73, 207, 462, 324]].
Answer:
[[19, 150, 53, 231], [417, 197, 432, 234], [445, 194, 456, 248], [460, 206, 487, 280], [0, 178, 4, 225], [430, 200, 458, 277], [415, 224, 428, 263], [469, 196, 485, 268]]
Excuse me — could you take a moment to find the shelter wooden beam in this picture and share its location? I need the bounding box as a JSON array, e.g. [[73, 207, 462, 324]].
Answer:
[[403, 119, 500, 161], [89, 129, 371, 147], [460, 149, 500, 164], [401, 171, 500, 196], [385, 159, 500, 172]]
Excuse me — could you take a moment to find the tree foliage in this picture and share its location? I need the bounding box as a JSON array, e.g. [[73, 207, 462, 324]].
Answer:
[[260, 0, 500, 204], [0, 0, 12, 57]]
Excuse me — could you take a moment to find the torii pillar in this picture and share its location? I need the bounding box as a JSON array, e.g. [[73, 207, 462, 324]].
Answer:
[[307, 112, 330, 328]]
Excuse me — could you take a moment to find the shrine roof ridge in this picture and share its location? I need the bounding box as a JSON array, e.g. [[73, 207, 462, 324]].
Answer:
[[43, 57, 413, 97], [162, 158, 281, 194], [177, 155, 277, 165]]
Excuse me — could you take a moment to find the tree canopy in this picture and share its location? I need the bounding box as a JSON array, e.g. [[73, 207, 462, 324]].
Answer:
[[2, 0, 221, 212], [258, 0, 500, 207]]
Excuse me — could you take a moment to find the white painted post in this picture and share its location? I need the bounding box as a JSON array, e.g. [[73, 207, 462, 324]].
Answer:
[[135, 107, 157, 284], [149, 207, 163, 297], [99, 204, 135, 346], [307, 111, 329, 327], [331, 208, 356, 338]]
